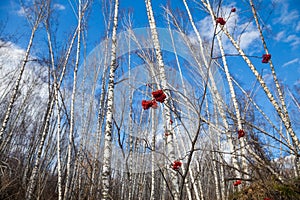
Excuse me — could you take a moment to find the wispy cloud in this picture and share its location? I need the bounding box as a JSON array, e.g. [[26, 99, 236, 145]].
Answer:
[[272, 0, 300, 49], [296, 21, 300, 32], [53, 3, 66, 11], [262, 73, 273, 85], [284, 34, 300, 47], [16, 7, 27, 17], [239, 27, 260, 50], [16, 3, 65, 17], [274, 31, 300, 48], [275, 31, 285, 41], [195, 7, 260, 54], [282, 58, 300, 67], [273, 2, 299, 25]]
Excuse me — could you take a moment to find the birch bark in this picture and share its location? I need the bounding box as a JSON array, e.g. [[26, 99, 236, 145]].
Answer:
[[26, 9, 80, 200], [249, 0, 300, 173], [184, 0, 241, 180], [45, 21, 63, 200], [203, 0, 287, 182], [63, 1, 84, 199], [145, 0, 179, 199], [216, 34, 248, 178], [0, 3, 44, 143], [203, 0, 298, 155], [101, 0, 119, 198], [150, 109, 156, 200]]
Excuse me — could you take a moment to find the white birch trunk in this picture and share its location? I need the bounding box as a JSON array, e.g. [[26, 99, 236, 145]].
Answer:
[[89, 42, 110, 200], [207, 100, 221, 200], [127, 49, 133, 200], [203, 0, 299, 155], [249, 0, 300, 173], [63, 1, 83, 199], [101, 0, 119, 198], [145, 0, 179, 199], [196, 160, 205, 200], [215, 34, 248, 178], [26, 10, 79, 200], [183, 0, 241, 181], [150, 109, 156, 200], [0, 11, 41, 143], [45, 22, 63, 200], [202, 0, 287, 183]]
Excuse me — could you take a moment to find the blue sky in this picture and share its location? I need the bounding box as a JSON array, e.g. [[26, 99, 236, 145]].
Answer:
[[0, 0, 299, 159], [0, 0, 299, 90]]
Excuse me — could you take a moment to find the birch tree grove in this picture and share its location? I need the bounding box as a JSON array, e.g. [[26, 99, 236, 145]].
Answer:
[[0, 0, 300, 199]]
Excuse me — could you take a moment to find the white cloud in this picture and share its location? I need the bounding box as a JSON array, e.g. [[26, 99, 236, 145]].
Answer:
[[274, 32, 300, 48], [195, 9, 260, 54], [239, 28, 260, 50], [282, 58, 300, 67], [0, 41, 48, 103], [296, 21, 300, 32], [262, 73, 273, 84], [275, 31, 285, 41], [16, 3, 65, 17], [53, 3, 66, 11], [284, 34, 300, 47], [271, 0, 300, 49], [16, 7, 27, 17], [273, 2, 299, 25]]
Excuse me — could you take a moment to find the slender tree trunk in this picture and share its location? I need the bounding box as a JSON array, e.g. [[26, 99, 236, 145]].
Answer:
[[145, 0, 179, 199], [150, 108, 156, 200], [127, 32, 134, 200], [0, 6, 43, 143], [182, 0, 243, 185], [216, 33, 248, 178], [202, 0, 286, 183], [25, 8, 79, 199], [196, 160, 205, 200], [64, 1, 84, 199], [101, 0, 119, 199], [203, 0, 299, 155], [89, 6, 112, 197], [45, 20, 63, 200], [249, 0, 300, 173]]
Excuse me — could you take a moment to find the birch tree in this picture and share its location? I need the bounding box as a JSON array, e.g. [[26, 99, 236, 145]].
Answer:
[[248, 0, 300, 174], [44, 5, 63, 198], [145, 0, 180, 199], [89, 1, 113, 198], [202, 0, 287, 182], [63, 0, 87, 199], [101, 0, 119, 198], [0, 0, 46, 145], [25, 1, 83, 198]]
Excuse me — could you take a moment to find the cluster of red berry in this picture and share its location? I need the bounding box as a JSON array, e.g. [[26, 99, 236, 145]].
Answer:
[[142, 100, 158, 110], [216, 17, 226, 25], [238, 129, 245, 139], [262, 54, 271, 63], [233, 180, 241, 186], [151, 89, 166, 103], [216, 7, 236, 26], [172, 160, 182, 170], [141, 89, 166, 110]]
